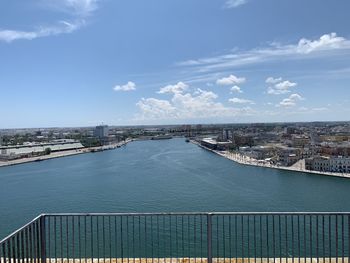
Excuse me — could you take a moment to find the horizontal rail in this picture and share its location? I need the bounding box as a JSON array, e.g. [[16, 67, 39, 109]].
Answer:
[[43, 212, 350, 216]]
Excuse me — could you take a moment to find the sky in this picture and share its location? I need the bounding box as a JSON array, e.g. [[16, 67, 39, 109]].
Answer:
[[0, 0, 350, 128]]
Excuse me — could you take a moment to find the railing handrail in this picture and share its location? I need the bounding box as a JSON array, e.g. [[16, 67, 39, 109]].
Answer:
[[43, 211, 350, 216], [0, 214, 43, 245], [3, 211, 350, 244], [2, 212, 350, 261]]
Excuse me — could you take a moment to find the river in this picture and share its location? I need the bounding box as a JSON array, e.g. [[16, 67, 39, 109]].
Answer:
[[1, 138, 350, 237]]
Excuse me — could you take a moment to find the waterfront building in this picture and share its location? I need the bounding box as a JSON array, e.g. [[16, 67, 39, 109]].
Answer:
[[276, 146, 301, 166], [240, 145, 275, 160], [330, 156, 350, 173], [0, 140, 84, 160], [201, 138, 232, 151], [306, 156, 350, 173], [306, 156, 330, 172], [94, 125, 109, 139], [200, 138, 218, 150]]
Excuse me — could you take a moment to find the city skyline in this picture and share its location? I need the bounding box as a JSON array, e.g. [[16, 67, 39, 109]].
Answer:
[[1, 0, 350, 128]]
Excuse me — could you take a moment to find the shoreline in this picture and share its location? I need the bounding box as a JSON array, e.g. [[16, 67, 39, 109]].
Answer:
[[191, 140, 350, 179], [0, 139, 133, 168], [2, 138, 349, 179]]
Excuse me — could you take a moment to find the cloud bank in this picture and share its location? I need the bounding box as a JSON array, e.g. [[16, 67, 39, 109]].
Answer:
[[136, 83, 254, 121], [266, 77, 297, 95], [0, 0, 99, 43], [178, 33, 350, 73], [278, 93, 304, 108]]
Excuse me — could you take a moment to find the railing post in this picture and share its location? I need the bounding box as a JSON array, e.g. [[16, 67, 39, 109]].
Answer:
[[39, 216, 46, 263], [207, 213, 212, 263]]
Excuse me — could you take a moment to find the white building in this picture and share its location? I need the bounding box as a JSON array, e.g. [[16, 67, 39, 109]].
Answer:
[[239, 145, 274, 160], [330, 157, 350, 173], [308, 156, 330, 172], [307, 156, 350, 173], [0, 141, 84, 160]]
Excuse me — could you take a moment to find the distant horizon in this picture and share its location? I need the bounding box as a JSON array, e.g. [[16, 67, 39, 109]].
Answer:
[[1, 119, 349, 131]]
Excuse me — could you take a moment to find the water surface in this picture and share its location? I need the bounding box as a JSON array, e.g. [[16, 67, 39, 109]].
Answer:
[[1, 138, 350, 237]]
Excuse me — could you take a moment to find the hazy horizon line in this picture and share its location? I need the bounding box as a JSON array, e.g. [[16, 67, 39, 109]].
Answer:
[[1, 119, 349, 131]]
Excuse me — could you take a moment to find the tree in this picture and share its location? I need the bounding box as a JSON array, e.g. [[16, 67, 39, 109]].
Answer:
[[44, 148, 52, 155]]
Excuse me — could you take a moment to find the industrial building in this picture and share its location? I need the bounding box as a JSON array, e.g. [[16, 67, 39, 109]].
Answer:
[[0, 139, 84, 160]]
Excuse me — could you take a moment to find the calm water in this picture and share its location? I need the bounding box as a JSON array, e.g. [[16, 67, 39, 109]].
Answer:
[[1, 138, 350, 237]]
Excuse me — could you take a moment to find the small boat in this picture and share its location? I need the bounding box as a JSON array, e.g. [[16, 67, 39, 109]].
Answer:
[[151, 135, 173, 140], [91, 148, 103, 153], [185, 139, 190, 143]]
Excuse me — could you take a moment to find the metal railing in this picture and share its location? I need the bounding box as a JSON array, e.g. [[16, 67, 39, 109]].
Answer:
[[1, 213, 350, 263]]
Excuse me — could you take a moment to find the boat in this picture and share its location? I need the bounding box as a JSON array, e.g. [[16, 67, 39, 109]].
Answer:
[[185, 139, 190, 143], [91, 148, 103, 153], [151, 135, 173, 140]]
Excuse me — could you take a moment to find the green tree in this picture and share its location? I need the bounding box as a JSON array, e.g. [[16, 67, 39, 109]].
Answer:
[[44, 148, 52, 155]]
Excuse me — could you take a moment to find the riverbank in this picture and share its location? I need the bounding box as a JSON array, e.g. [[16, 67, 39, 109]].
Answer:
[[191, 140, 350, 179], [0, 139, 133, 168]]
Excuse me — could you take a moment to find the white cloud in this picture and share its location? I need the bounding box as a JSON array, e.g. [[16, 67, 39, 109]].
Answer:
[[296, 33, 348, 54], [0, 0, 99, 43], [0, 20, 83, 43], [216, 74, 246, 85], [136, 83, 254, 121], [113, 81, 136, 91], [61, 0, 98, 16], [177, 33, 350, 73], [225, 0, 248, 8], [230, 85, 243, 93], [265, 77, 282, 84], [266, 77, 297, 95], [43, 0, 98, 16], [278, 93, 304, 108], [136, 98, 176, 120], [229, 97, 255, 104], [289, 106, 329, 114], [275, 81, 297, 90], [158, 82, 188, 94]]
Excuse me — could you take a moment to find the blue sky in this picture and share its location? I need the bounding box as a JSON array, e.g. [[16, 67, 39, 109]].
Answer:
[[1, 0, 350, 128]]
